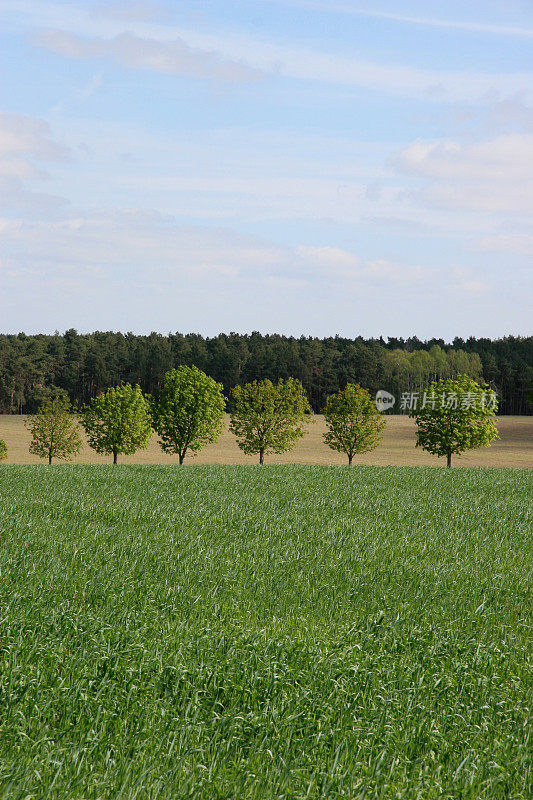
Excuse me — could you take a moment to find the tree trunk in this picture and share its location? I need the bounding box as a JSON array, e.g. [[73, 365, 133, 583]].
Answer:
[[113, 450, 118, 465], [348, 454, 353, 466], [259, 449, 264, 465], [179, 453, 185, 465], [48, 453, 52, 465], [447, 452, 452, 468]]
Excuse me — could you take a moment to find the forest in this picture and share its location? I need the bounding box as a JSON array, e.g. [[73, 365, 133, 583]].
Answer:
[[0, 330, 531, 415]]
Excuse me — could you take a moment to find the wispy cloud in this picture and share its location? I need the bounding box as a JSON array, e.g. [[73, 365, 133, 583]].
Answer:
[[90, 1, 166, 24], [267, 1, 533, 39], [36, 25, 533, 104], [2, 0, 532, 337], [37, 29, 264, 82], [75, 72, 103, 100]]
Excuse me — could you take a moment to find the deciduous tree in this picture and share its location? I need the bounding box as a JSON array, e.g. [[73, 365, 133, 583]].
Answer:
[[26, 396, 81, 464], [81, 383, 151, 464], [323, 383, 386, 465], [410, 374, 499, 467], [150, 366, 226, 464], [230, 378, 312, 464]]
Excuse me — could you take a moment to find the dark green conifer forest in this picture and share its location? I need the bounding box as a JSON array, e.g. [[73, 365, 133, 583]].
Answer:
[[0, 330, 531, 414]]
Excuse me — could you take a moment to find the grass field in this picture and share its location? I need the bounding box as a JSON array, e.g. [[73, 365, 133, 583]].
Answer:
[[0, 465, 531, 799], [1, 414, 532, 467]]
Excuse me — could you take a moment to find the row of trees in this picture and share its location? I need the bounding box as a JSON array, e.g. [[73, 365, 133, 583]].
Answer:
[[8, 367, 499, 468], [23, 370, 315, 465], [1, 330, 530, 415]]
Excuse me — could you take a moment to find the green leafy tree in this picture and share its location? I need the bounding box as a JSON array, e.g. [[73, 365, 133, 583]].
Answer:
[[81, 383, 151, 464], [25, 396, 81, 465], [230, 378, 312, 464], [410, 374, 499, 467], [323, 383, 386, 465], [150, 366, 226, 464], [0, 439, 7, 462]]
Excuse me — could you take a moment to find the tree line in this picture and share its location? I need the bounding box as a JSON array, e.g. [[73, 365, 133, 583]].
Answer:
[[0, 368, 499, 468], [0, 330, 531, 415]]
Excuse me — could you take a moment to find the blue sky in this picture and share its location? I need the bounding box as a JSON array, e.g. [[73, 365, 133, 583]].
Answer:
[[1, 0, 532, 338]]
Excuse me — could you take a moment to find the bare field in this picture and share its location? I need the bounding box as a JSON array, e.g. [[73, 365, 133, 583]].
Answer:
[[1, 414, 531, 468]]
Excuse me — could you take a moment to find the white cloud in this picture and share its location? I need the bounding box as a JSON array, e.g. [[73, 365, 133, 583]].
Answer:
[[451, 269, 491, 294], [1, 207, 526, 338], [0, 112, 69, 164], [288, 246, 424, 283], [0, 208, 428, 287], [0, 113, 70, 212], [396, 135, 533, 181], [395, 134, 533, 216], [0, 210, 283, 277], [474, 234, 533, 255], [486, 98, 533, 133], [37, 29, 263, 82], [0, 177, 66, 213], [296, 245, 361, 275]]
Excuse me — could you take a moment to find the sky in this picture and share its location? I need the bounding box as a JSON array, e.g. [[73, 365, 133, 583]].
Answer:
[[1, 0, 532, 339]]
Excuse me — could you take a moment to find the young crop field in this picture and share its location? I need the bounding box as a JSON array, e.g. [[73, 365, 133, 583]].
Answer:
[[0, 465, 531, 799]]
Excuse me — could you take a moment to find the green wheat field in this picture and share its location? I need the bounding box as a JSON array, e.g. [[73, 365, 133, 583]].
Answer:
[[0, 465, 531, 799]]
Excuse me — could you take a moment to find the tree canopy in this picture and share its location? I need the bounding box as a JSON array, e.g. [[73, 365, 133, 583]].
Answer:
[[230, 378, 312, 464], [150, 366, 226, 464], [81, 383, 151, 464], [323, 383, 386, 465], [26, 396, 82, 464], [410, 374, 499, 467], [0, 331, 528, 415]]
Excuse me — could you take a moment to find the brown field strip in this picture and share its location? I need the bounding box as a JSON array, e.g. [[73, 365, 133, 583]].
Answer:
[[0, 414, 532, 468]]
